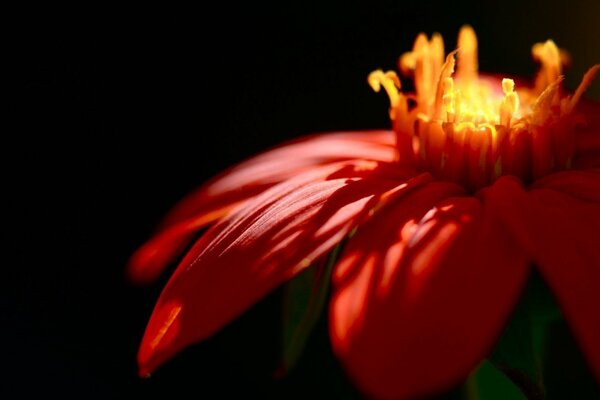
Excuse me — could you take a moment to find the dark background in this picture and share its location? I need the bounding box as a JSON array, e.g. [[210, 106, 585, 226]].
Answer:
[[7, 2, 600, 398]]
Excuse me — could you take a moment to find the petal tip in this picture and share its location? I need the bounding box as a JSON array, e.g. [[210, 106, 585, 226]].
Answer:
[[126, 245, 164, 285], [137, 365, 152, 379], [137, 301, 184, 375]]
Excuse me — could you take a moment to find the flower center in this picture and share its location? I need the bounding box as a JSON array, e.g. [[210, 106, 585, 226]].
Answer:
[[369, 26, 599, 191]]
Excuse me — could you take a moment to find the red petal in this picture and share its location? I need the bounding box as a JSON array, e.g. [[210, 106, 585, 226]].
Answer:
[[530, 169, 600, 202], [138, 161, 424, 376], [330, 179, 529, 399], [127, 204, 243, 284], [128, 131, 396, 283], [502, 170, 600, 381], [161, 131, 396, 227]]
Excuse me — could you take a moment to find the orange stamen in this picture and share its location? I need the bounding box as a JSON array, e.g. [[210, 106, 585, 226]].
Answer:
[[369, 26, 599, 190]]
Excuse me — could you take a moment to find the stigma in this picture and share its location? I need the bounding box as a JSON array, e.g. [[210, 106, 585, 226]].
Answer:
[[369, 26, 599, 190]]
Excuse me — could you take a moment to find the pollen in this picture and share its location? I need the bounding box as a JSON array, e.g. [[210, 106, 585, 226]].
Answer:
[[370, 25, 599, 190]]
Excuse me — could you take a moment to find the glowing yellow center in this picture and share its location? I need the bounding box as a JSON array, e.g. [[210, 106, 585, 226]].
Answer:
[[369, 26, 599, 190]]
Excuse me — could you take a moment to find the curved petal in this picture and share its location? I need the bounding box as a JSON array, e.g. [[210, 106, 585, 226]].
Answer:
[[128, 131, 396, 283], [127, 203, 244, 284], [530, 169, 600, 202], [500, 170, 600, 382], [161, 131, 396, 227], [330, 179, 529, 400], [138, 161, 426, 376]]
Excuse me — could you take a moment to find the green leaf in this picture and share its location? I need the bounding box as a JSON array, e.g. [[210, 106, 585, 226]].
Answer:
[[279, 244, 342, 374], [464, 360, 527, 400], [487, 271, 563, 399]]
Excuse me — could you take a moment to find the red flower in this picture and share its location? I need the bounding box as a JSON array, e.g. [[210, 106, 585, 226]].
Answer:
[[130, 27, 600, 399]]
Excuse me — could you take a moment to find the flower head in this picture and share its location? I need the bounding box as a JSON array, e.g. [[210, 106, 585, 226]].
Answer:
[[130, 27, 600, 399], [369, 25, 598, 190]]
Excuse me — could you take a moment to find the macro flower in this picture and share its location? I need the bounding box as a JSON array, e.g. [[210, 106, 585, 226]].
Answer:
[[130, 27, 600, 399]]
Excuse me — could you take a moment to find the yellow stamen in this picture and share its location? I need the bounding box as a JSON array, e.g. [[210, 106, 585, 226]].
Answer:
[[368, 69, 401, 118], [413, 34, 433, 107], [399, 52, 416, 76], [531, 76, 564, 125], [433, 51, 457, 119], [430, 32, 446, 91], [500, 78, 519, 127], [532, 40, 562, 93], [442, 77, 455, 120], [456, 25, 478, 83], [568, 64, 600, 113], [369, 27, 598, 189], [399, 33, 446, 113]]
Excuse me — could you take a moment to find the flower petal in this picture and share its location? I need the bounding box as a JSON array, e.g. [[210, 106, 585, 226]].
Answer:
[[161, 131, 396, 227], [501, 170, 600, 382], [530, 169, 600, 202], [127, 204, 243, 284], [330, 179, 529, 399], [138, 161, 425, 376], [128, 131, 396, 283]]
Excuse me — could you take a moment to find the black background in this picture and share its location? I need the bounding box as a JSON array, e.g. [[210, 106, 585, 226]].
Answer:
[[7, 2, 600, 398]]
